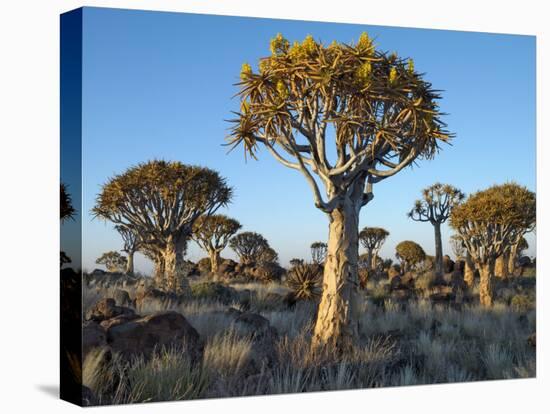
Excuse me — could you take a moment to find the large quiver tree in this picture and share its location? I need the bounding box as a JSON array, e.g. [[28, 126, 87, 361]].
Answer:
[[408, 183, 464, 280], [93, 160, 232, 293], [192, 215, 242, 273], [450, 183, 535, 306], [359, 227, 389, 271], [228, 33, 451, 351]]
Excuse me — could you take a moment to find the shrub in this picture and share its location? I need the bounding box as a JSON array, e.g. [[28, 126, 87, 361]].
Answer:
[[286, 263, 322, 300], [197, 257, 211, 274], [510, 294, 535, 312]]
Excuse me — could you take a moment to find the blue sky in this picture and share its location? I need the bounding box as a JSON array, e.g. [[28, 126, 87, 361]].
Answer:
[[78, 7, 536, 272]]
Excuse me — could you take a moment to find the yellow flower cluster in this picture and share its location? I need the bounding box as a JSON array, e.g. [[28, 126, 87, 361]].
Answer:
[[276, 80, 289, 99], [357, 32, 373, 52], [289, 35, 317, 60], [240, 63, 252, 81], [389, 67, 398, 84], [355, 61, 372, 85], [408, 58, 414, 74], [270, 33, 290, 56]]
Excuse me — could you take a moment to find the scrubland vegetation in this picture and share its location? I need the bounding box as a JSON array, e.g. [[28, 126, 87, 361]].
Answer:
[[61, 31, 536, 406]]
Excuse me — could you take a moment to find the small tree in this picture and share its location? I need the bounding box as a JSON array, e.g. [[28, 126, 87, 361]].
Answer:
[[60, 183, 76, 266], [229, 232, 270, 265], [408, 183, 464, 279], [93, 160, 232, 293], [96, 251, 127, 273], [115, 225, 140, 276], [450, 233, 475, 287], [310, 242, 328, 265], [395, 241, 426, 273], [192, 215, 242, 273], [257, 245, 279, 265], [359, 227, 389, 271], [229, 33, 451, 351], [449, 234, 465, 260], [450, 183, 536, 306], [289, 258, 305, 268]]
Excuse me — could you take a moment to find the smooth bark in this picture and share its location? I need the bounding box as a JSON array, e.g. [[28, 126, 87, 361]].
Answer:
[[209, 250, 221, 273], [494, 253, 509, 279], [479, 260, 495, 307], [433, 222, 444, 279], [464, 253, 475, 288], [125, 251, 135, 276], [508, 243, 518, 275], [312, 203, 360, 352]]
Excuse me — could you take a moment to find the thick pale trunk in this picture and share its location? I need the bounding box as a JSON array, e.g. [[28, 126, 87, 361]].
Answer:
[[366, 250, 373, 271], [479, 260, 495, 307], [209, 250, 221, 273], [312, 204, 360, 352], [508, 244, 518, 275], [153, 256, 165, 287], [494, 253, 509, 279], [464, 252, 475, 287], [434, 222, 444, 279], [125, 251, 135, 276], [164, 238, 190, 295]]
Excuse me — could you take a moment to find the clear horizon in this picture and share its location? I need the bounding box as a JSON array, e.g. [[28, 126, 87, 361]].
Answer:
[[65, 7, 535, 273]]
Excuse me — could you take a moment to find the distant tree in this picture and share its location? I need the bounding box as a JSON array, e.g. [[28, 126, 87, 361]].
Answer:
[[93, 160, 232, 293], [408, 183, 464, 280], [359, 227, 389, 271], [60, 251, 71, 267], [449, 234, 465, 260], [192, 215, 242, 273], [289, 258, 304, 268], [310, 242, 327, 265], [60, 183, 76, 222], [60, 183, 76, 267], [257, 245, 279, 265], [115, 225, 140, 276], [450, 233, 475, 287], [509, 237, 529, 274], [450, 183, 536, 306], [229, 32, 451, 351], [96, 251, 127, 273], [395, 241, 426, 273], [229, 232, 270, 265]]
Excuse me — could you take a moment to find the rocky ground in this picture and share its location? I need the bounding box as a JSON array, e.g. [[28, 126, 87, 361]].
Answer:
[[79, 260, 536, 406]]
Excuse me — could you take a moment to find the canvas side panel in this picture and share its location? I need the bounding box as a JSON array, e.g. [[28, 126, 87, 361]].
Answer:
[[60, 8, 84, 407]]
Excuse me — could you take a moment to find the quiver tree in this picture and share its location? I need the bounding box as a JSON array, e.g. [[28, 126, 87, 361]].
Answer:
[[408, 183, 464, 280], [192, 215, 242, 273], [228, 33, 450, 351], [96, 251, 127, 273], [115, 225, 140, 276], [395, 241, 426, 273], [450, 183, 536, 306], [359, 227, 389, 271], [257, 246, 279, 265], [93, 160, 232, 293], [229, 232, 270, 265], [450, 233, 475, 287], [508, 237, 529, 274], [310, 242, 328, 265]]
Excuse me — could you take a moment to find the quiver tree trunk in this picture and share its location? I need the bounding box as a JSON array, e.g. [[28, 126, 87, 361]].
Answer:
[[433, 222, 444, 280], [494, 253, 509, 279], [125, 251, 135, 276], [365, 250, 373, 271], [312, 203, 360, 353], [163, 237, 190, 295], [209, 250, 221, 273], [479, 259, 495, 307], [464, 254, 475, 288], [508, 243, 518, 275]]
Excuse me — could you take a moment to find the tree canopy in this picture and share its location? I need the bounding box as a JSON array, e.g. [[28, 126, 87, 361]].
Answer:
[[96, 251, 127, 273], [60, 183, 76, 222], [310, 241, 328, 264], [408, 183, 464, 224], [229, 231, 270, 264], [192, 215, 242, 255], [359, 227, 389, 251], [228, 32, 451, 214], [450, 182, 535, 264], [395, 240, 426, 270]]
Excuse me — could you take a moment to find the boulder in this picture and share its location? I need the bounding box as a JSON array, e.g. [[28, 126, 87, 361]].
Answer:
[[388, 265, 401, 280], [82, 320, 107, 359], [230, 312, 279, 373], [135, 288, 180, 313], [86, 298, 136, 322], [191, 282, 238, 304], [106, 311, 204, 363], [113, 289, 133, 307]]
